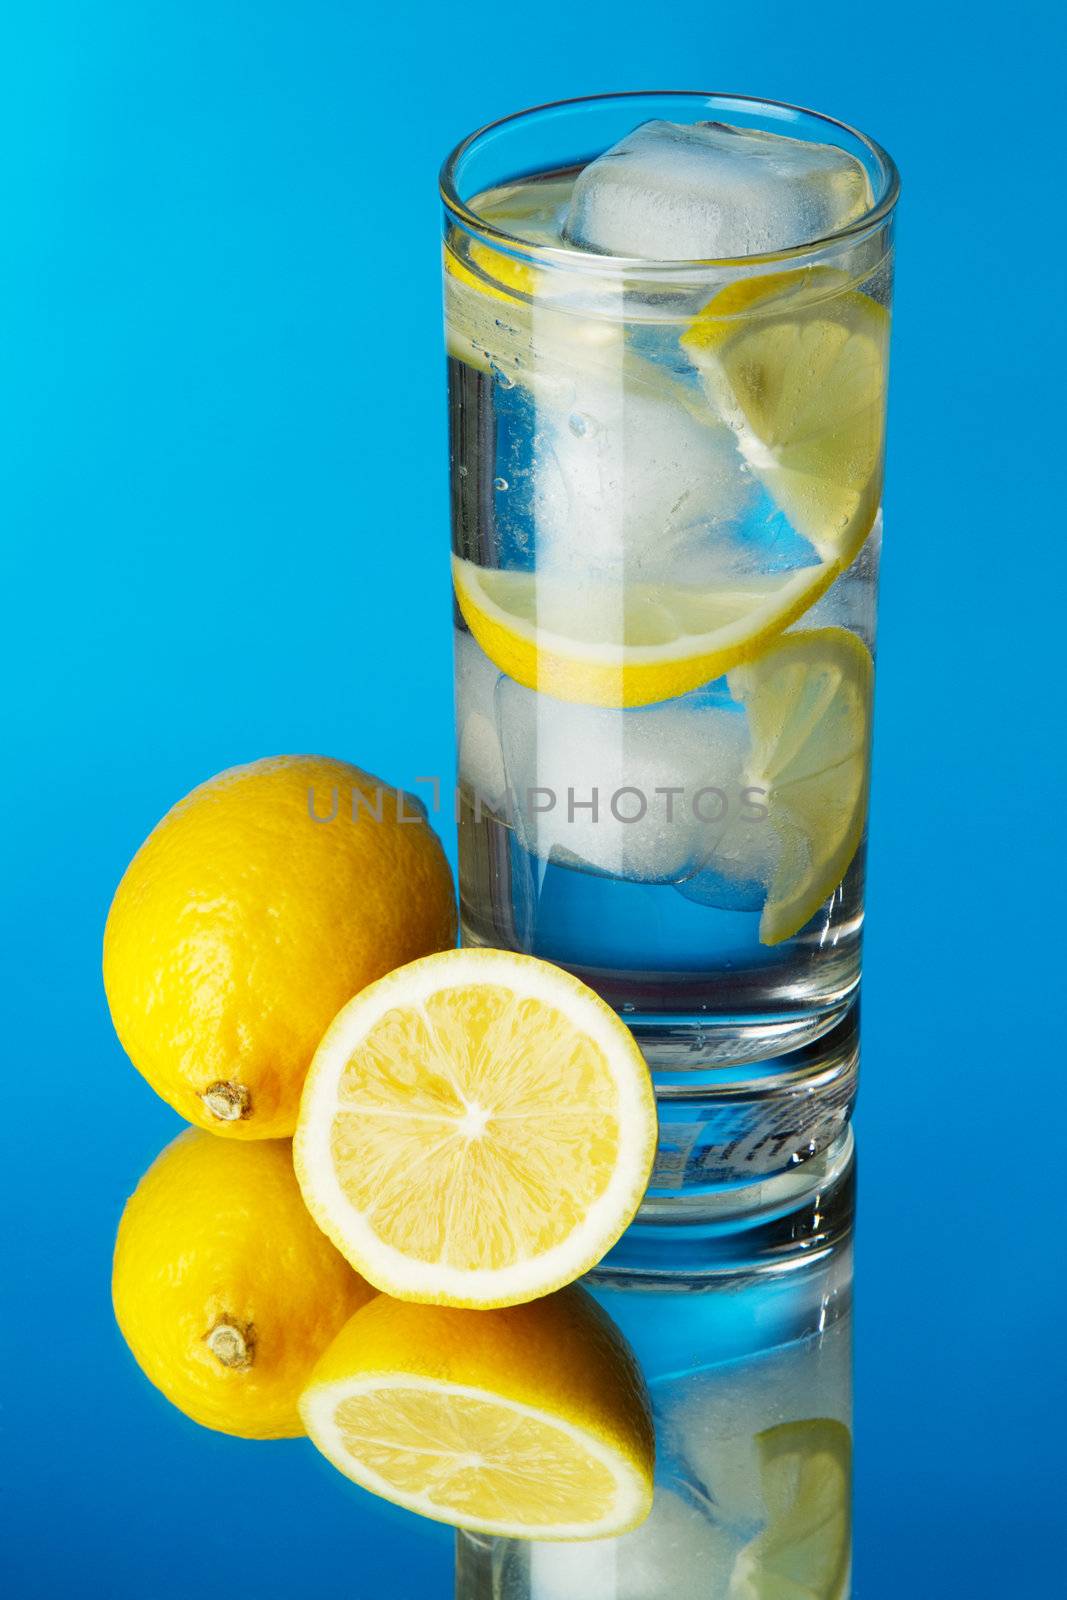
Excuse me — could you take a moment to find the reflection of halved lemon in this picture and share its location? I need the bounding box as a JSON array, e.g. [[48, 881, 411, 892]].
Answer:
[[729, 1418, 851, 1599], [300, 1286, 654, 1540], [683, 268, 888, 558], [294, 948, 656, 1308], [728, 628, 872, 945], [453, 556, 844, 710]]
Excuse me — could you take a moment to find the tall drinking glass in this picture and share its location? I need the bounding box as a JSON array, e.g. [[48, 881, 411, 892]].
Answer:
[[441, 94, 897, 1186]]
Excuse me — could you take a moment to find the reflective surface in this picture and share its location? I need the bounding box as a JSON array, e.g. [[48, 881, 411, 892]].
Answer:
[[6, 4, 1062, 1597]]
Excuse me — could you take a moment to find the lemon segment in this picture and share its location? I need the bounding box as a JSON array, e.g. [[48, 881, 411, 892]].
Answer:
[[729, 1419, 852, 1599], [682, 268, 888, 559], [728, 628, 873, 946], [453, 556, 844, 710], [299, 1288, 654, 1539], [294, 947, 656, 1308]]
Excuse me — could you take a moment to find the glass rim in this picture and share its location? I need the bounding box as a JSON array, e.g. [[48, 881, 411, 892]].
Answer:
[[440, 90, 900, 274]]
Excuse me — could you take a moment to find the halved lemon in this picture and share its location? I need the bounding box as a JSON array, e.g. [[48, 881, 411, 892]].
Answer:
[[299, 1286, 654, 1540], [452, 556, 843, 710], [729, 1418, 852, 1599], [293, 948, 656, 1308], [728, 627, 873, 946], [682, 267, 888, 559]]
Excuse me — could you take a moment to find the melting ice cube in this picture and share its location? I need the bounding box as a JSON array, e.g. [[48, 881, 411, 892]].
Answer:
[[454, 628, 508, 812], [497, 676, 752, 885], [532, 360, 752, 572], [564, 120, 873, 260], [530, 1489, 739, 1600]]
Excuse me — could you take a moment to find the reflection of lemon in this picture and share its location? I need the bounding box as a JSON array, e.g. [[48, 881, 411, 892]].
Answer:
[[300, 1286, 654, 1539], [294, 947, 656, 1308], [103, 756, 456, 1138], [728, 628, 872, 946], [453, 557, 842, 710], [683, 268, 888, 558], [730, 1419, 851, 1599], [112, 1130, 373, 1438]]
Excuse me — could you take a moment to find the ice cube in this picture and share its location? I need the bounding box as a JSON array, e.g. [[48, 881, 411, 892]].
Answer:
[[676, 862, 767, 915], [532, 359, 752, 572], [530, 1489, 739, 1600], [674, 794, 779, 913], [564, 120, 873, 260], [497, 678, 751, 885], [454, 628, 508, 811]]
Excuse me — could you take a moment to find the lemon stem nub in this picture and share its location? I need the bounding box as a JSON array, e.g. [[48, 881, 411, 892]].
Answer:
[[206, 1319, 255, 1370], [200, 1080, 251, 1122]]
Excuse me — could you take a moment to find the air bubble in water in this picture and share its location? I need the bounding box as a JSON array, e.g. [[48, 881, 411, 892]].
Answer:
[[568, 411, 596, 438], [494, 476, 509, 492], [490, 362, 516, 390]]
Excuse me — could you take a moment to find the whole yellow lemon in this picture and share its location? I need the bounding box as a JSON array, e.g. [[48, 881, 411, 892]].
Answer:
[[112, 1129, 375, 1438], [103, 755, 456, 1137]]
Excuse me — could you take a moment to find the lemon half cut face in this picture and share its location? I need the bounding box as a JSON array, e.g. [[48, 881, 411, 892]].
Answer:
[[294, 947, 657, 1309]]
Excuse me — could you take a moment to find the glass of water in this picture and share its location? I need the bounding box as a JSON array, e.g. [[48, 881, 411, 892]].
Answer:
[[442, 94, 897, 1175]]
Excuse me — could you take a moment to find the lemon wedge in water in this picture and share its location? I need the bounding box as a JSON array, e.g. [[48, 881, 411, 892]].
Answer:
[[728, 627, 873, 946], [730, 1418, 852, 1599], [682, 267, 888, 559]]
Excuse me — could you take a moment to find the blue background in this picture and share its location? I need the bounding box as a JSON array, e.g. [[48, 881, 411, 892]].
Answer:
[[3, 2, 1063, 1595]]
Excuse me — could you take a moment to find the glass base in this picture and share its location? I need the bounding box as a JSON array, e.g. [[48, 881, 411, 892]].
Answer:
[[627, 991, 855, 1070], [638, 1000, 858, 1199]]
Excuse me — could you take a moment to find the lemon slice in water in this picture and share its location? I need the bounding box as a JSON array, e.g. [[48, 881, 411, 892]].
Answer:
[[728, 627, 873, 945], [452, 557, 843, 710], [729, 1418, 852, 1599], [682, 267, 888, 559]]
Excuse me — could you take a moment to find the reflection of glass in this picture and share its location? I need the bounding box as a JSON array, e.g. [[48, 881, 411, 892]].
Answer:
[[457, 1136, 854, 1597], [442, 93, 897, 1077], [642, 1003, 858, 1202]]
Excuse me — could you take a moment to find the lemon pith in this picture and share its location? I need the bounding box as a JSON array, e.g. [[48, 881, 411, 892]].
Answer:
[[293, 947, 657, 1308], [103, 755, 456, 1138], [728, 627, 873, 946], [299, 1287, 654, 1539], [730, 1418, 852, 1599], [111, 1129, 373, 1439]]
